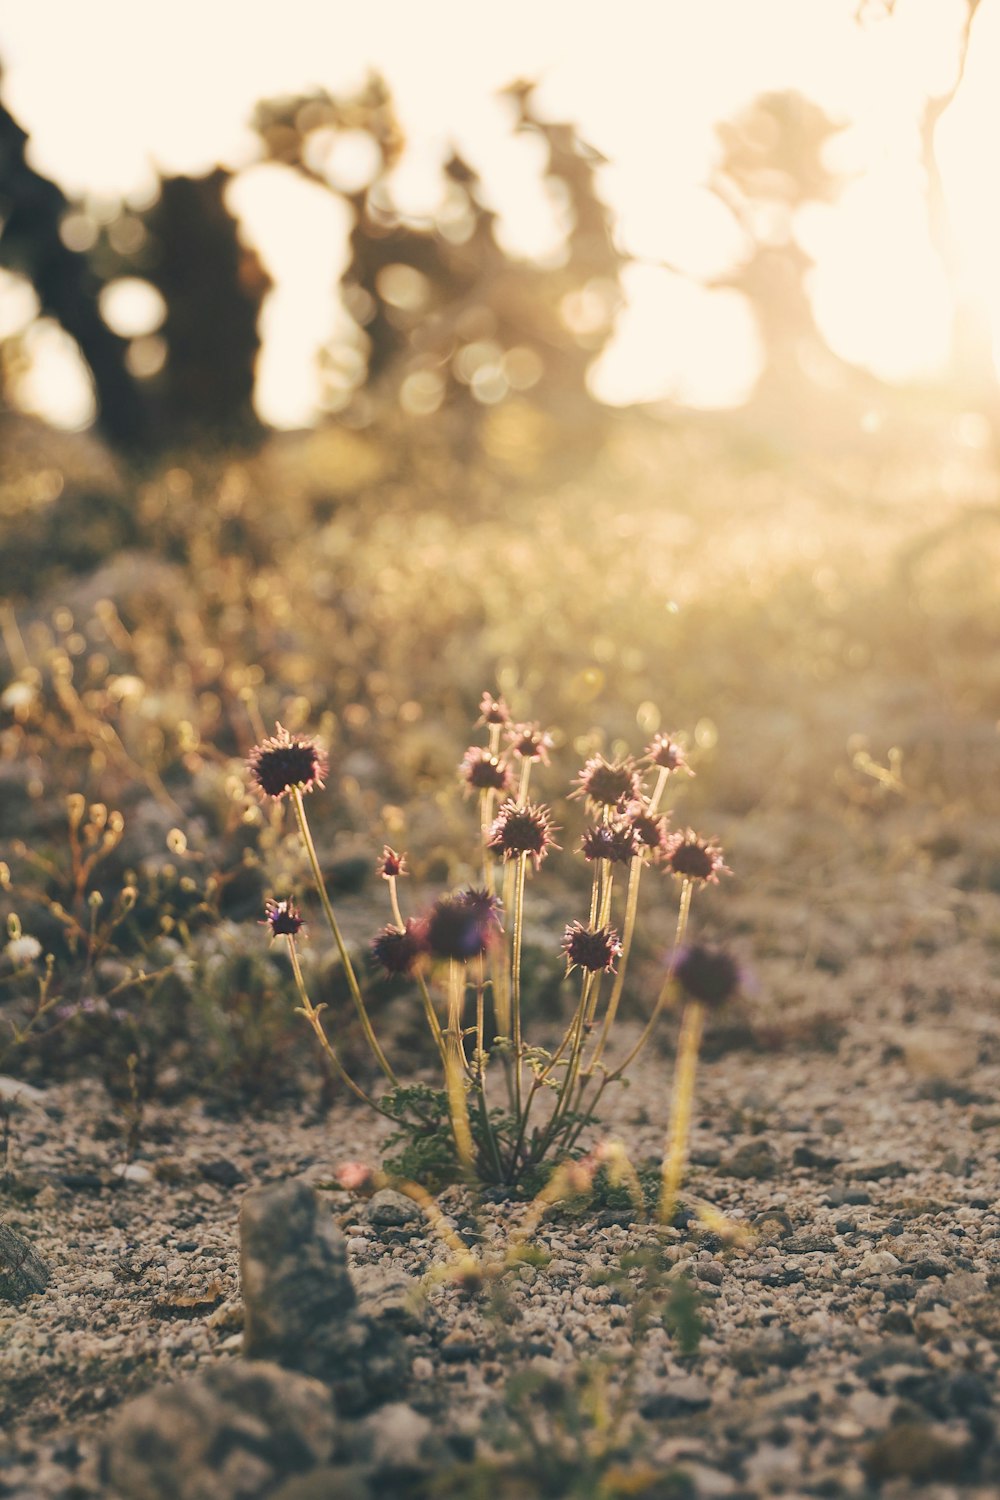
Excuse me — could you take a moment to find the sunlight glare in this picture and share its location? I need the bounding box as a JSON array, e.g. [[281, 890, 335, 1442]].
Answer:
[[13, 319, 96, 429], [590, 265, 762, 409], [226, 163, 349, 428]]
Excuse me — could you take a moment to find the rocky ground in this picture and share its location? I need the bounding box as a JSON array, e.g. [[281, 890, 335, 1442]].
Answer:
[[3, 932, 1000, 1500]]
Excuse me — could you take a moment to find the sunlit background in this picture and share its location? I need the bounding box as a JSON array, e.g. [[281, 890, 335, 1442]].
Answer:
[[2, 0, 1000, 429]]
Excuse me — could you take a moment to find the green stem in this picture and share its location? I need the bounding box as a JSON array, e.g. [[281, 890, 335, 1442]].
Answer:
[[292, 788, 398, 1087]]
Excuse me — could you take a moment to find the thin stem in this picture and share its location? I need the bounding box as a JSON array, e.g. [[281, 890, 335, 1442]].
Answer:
[[292, 788, 398, 1087], [609, 877, 693, 1083], [479, 788, 497, 895], [647, 765, 670, 816], [472, 952, 505, 1181], [445, 961, 475, 1173], [659, 1000, 704, 1223], [510, 851, 528, 1132], [523, 970, 599, 1169], [416, 969, 448, 1066], [587, 854, 642, 1072], [387, 876, 405, 932], [383, 1173, 476, 1262], [285, 936, 396, 1121], [584, 763, 669, 1072], [561, 1070, 611, 1160]]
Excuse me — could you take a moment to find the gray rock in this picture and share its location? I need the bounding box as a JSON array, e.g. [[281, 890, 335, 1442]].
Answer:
[[271, 1468, 373, 1500], [640, 1374, 713, 1418], [100, 1360, 338, 1500], [239, 1178, 412, 1413], [723, 1141, 778, 1180], [351, 1403, 450, 1481], [364, 1189, 422, 1227], [240, 1177, 357, 1360], [730, 1330, 808, 1374], [0, 1221, 50, 1304], [865, 1420, 968, 1482], [351, 1262, 424, 1331]]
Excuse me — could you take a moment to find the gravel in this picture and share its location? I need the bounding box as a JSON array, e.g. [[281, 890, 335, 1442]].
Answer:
[[3, 985, 1000, 1495]]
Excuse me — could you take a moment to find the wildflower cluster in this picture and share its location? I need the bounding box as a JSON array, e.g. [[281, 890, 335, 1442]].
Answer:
[[247, 697, 739, 1191]]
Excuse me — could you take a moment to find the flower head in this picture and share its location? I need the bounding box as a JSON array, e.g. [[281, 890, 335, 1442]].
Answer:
[[424, 889, 502, 961], [460, 746, 511, 794], [377, 846, 407, 879], [371, 919, 427, 976], [627, 805, 669, 854], [247, 723, 328, 801], [505, 722, 554, 764], [487, 799, 559, 869], [663, 829, 730, 884], [478, 692, 511, 727], [4, 934, 43, 966], [572, 754, 640, 813], [262, 898, 305, 940], [645, 734, 692, 775], [675, 945, 742, 1008], [561, 921, 623, 974], [580, 820, 640, 865]]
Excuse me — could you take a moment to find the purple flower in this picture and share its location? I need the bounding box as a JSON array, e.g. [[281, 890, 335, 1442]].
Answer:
[[675, 945, 742, 1008], [371, 920, 427, 976], [487, 800, 559, 869], [247, 724, 328, 801], [262, 898, 305, 939], [561, 922, 623, 974]]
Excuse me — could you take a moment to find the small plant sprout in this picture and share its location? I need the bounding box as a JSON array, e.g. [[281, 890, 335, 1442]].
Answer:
[[659, 944, 743, 1225], [249, 695, 734, 1190]]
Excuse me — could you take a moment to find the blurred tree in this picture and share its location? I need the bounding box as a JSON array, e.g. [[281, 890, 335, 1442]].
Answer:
[[0, 88, 148, 446], [708, 90, 860, 417], [919, 0, 996, 413], [252, 74, 623, 464], [0, 76, 269, 452], [3, 68, 621, 465], [117, 170, 269, 446]]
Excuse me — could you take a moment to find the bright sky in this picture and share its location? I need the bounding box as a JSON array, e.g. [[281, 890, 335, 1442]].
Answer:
[[1, 0, 999, 428]]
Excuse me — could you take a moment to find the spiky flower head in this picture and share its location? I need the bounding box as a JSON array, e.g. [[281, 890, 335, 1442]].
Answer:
[[262, 898, 305, 940], [645, 734, 692, 775], [627, 804, 669, 854], [424, 889, 502, 961], [247, 723, 328, 801], [663, 829, 730, 884], [377, 846, 407, 879], [580, 820, 640, 865], [675, 945, 742, 1008], [371, 919, 427, 976], [561, 921, 623, 974], [572, 754, 641, 813], [487, 799, 559, 869], [505, 722, 554, 764], [460, 746, 511, 794], [478, 691, 511, 727]]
